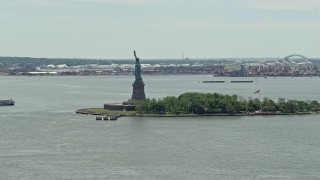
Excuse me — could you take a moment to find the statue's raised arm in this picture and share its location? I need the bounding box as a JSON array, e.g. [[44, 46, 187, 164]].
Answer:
[[134, 50, 139, 62], [133, 50, 142, 82]]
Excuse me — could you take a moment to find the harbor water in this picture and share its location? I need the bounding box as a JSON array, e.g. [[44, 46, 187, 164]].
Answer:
[[1, 75, 320, 179]]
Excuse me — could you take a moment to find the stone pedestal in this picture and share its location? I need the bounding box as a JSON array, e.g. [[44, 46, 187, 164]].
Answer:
[[130, 81, 145, 102]]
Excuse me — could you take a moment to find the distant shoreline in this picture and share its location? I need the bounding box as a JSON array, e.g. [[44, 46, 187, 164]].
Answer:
[[2, 74, 320, 77]]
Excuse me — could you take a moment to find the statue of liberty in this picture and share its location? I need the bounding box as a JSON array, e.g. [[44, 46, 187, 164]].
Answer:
[[129, 50, 146, 102], [133, 50, 143, 82]]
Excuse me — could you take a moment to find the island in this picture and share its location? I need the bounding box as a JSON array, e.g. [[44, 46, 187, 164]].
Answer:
[[76, 92, 320, 118], [76, 52, 319, 119]]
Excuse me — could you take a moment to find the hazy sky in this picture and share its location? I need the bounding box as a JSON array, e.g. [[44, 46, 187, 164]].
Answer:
[[0, 0, 319, 59]]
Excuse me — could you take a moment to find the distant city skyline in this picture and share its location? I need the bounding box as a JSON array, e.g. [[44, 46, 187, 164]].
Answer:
[[0, 0, 319, 59]]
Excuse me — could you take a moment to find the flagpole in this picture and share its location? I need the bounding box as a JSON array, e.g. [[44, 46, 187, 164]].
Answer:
[[259, 91, 261, 113], [255, 90, 261, 113]]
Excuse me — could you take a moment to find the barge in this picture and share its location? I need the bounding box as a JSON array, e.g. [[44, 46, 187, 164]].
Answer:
[[202, 81, 225, 83], [0, 99, 15, 106], [230, 81, 254, 83]]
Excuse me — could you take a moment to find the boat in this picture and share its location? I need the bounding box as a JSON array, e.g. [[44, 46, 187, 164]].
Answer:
[[202, 81, 225, 83], [0, 99, 15, 106], [96, 115, 118, 121], [230, 81, 254, 83], [103, 116, 118, 121]]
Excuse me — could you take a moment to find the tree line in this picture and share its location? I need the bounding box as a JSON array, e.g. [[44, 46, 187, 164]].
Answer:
[[136, 92, 320, 114]]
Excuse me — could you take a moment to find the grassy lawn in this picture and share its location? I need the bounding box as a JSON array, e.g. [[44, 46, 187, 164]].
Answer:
[[85, 108, 137, 116]]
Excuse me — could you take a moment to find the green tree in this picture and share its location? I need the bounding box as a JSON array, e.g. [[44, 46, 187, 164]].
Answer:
[[308, 100, 319, 112], [137, 92, 318, 115], [297, 101, 308, 112], [277, 98, 288, 113], [286, 100, 298, 113], [261, 98, 277, 112], [163, 96, 179, 114], [246, 99, 260, 112], [136, 98, 152, 113]]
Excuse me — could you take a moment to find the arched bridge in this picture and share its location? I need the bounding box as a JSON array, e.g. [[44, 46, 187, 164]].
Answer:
[[284, 54, 310, 61]]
